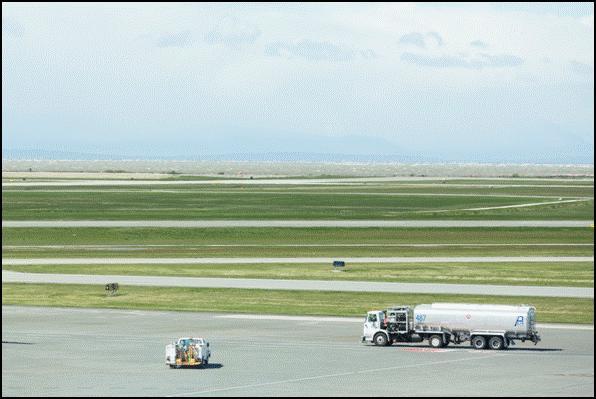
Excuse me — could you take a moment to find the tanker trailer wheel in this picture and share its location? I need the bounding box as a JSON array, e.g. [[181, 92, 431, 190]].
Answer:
[[373, 333, 388, 347], [488, 336, 504, 350], [429, 335, 444, 348], [471, 335, 487, 350]]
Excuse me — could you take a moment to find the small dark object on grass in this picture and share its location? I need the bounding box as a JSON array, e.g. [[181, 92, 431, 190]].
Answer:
[[105, 283, 119, 296]]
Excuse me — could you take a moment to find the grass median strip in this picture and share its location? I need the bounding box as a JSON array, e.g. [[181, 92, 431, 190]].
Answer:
[[3, 262, 593, 287], [4, 226, 592, 258], [4, 227, 594, 246], [3, 246, 593, 258], [2, 283, 593, 324], [3, 189, 593, 220]]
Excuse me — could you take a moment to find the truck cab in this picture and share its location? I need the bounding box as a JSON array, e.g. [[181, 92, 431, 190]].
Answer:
[[362, 310, 386, 345], [362, 307, 413, 346]]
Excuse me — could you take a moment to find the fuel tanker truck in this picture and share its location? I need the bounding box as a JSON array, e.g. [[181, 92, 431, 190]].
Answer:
[[362, 303, 540, 350]]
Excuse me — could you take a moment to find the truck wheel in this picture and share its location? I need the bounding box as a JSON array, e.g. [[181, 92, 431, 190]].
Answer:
[[471, 336, 487, 350], [373, 333, 388, 346], [488, 336, 504, 350], [429, 335, 444, 348]]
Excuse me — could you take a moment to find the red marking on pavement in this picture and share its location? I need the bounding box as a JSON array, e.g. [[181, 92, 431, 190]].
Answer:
[[401, 348, 448, 353]]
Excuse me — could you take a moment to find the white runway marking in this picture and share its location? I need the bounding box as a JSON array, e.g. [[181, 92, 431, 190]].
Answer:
[[217, 314, 363, 323], [215, 314, 594, 330], [169, 353, 505, 396]]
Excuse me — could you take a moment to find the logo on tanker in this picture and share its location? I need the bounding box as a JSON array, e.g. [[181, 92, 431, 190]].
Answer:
[[415, 314, 426, 322], [515, 316, 525, 326], [465, 314, 471, 320]]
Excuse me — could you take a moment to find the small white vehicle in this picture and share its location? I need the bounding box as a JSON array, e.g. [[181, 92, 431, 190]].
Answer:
[[165, 337, 211, 368]]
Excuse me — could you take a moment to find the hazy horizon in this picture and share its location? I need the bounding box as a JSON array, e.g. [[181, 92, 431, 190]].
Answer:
[[3, 3, 594, 164]]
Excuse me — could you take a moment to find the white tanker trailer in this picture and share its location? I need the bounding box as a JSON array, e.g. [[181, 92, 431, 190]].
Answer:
[[362, 303, 541, 350]]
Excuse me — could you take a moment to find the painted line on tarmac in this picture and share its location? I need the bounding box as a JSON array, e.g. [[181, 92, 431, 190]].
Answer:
[[215, 314, 594, 330], [3, 256, 593, 265], [168, 353, 506, 396], [217, 314, 363, 323]]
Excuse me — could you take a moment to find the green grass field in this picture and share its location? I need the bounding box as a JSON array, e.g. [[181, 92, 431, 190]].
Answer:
[[3, 177, 593, 320], [3, 246, 592, 258], [2, 283, 592, 324], [5, 227, 593, 245], [3, 227, 593, 258], [3, 184, 593, 220], [4, 261, 593, 287]]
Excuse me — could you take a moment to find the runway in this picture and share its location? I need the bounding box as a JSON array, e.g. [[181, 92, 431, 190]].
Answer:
[[2, 306, 593, 397], [3, 220, 593, 228], [3, 270, 593, 298], [3, 256, 593, 265], [2, 175, 594, 187]]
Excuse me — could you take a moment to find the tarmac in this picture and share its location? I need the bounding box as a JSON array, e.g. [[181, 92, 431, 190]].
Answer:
[[2, 306, 593, 397], [3, 270, 593, 298]]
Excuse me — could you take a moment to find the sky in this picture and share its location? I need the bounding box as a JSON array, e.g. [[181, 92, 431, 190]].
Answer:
[[2, 2, 594, 163]]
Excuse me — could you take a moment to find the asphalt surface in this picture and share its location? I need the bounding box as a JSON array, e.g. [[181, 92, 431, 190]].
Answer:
[[3, 270, 593, 298], [2, 306, 593, 397], [3, 220, 593, 228], [3, 256, 593, 265], [2, 175, 594, 187]]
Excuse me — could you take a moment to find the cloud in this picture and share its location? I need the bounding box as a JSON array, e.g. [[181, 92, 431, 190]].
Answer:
[[2, 17, 24, 38], [360, 49, 378, 59], [477, 53, 524, 67], [398, 31, 444, 48], [204, 17, 261, 48], [569, 60, 594, 76], [398, 32, 426, 47], [470, 40, 489, 48], [401, 52, 524, 70], [265, 39, 355, 62], [156, 30, 192, 48], [426, 31, 444, 46]]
